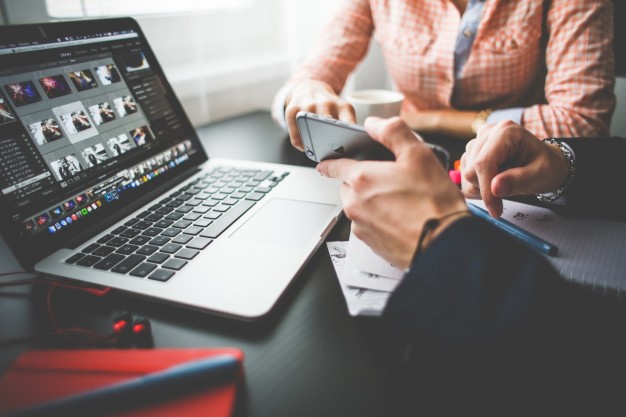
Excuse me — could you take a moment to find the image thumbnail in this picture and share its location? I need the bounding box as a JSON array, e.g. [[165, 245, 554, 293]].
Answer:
[[113, 95, 138, 117], [107, 134, 133, 156], [81, 143, 109, 167], [94, 64, 121, 85], [120, 51, 150, 73], [60, 110, 92, 135], [29, 118, 64, 145], [38, 75, 72, 99], [50, 154, 83, 181], [68, 70, 98, 91], [88, 102, 116, 125], [130, 125, 154, 146], [0, 97, 16, 125], [3, 81, 43, 107]]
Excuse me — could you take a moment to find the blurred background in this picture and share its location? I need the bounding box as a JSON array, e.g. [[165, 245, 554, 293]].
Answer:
[[0, 0, 623, 136], [0, 0, 390, 128]]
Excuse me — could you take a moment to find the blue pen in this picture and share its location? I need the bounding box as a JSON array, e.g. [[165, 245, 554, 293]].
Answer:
[[3, 354, 240, 417], [468, 203, 558, 256]]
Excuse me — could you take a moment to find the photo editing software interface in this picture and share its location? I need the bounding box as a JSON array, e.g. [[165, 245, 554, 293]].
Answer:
[[0, 29, 199, 238]]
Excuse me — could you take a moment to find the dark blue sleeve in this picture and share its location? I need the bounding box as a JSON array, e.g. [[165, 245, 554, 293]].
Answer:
[[556, 137, 626, 220], [378, 217, 626, 414]]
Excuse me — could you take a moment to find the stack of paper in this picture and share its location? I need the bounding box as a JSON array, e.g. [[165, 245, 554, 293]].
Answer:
[[327, 231, 405, 316]]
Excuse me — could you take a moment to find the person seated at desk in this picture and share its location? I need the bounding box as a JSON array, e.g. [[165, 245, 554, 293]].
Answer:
[[273, 0, 615, 151], [317, 117, 626, 414]]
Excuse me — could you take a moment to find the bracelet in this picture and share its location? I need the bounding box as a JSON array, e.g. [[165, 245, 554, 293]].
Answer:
[[413, 209, 471, 259], [536, 139, 576, 203], [471, 108, 493, 135]]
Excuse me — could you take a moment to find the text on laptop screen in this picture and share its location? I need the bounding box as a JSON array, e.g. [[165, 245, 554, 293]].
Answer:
[[0, 27, 202, 242]]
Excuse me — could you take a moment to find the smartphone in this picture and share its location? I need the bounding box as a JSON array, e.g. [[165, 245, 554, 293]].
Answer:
[[295, 111, 449, 168]]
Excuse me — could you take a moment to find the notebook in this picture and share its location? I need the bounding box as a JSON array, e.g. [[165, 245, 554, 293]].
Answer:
[[0, 348, 243, 417], [0, 18, 342, 319]]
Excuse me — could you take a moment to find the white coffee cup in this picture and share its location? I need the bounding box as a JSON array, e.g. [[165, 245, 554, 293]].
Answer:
[[346, 89, 405, 125]]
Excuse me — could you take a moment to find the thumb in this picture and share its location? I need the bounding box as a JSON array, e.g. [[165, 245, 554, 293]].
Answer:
[[364, 116, 419, 158], [491, 166, 540, 197]]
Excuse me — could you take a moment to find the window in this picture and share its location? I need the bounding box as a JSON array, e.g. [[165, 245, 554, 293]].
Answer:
[[45, 0, 252, 18]]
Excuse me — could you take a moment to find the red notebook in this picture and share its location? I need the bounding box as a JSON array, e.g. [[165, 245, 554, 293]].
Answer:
[[0, 348, 244, 417]]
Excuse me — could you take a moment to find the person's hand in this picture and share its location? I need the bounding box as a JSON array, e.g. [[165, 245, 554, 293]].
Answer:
[[317, 117, 467, 269], [461, 121, 569, 217], [284, 80, 356, 151]]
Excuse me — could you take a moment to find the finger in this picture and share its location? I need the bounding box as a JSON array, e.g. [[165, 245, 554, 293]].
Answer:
[[316, 157, 360, 182], [364, 117, 423, 158], [337, 102, 356, 124], [491, 163, 545, 197], [319, 102, 339, 119], [461, 181, 481, 199], [284, 105, 304, 151]]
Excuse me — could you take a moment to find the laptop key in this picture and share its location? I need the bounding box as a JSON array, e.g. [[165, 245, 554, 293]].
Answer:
[[175, 205, 194, 214], [160, 243, 182, 254], [136, 245, 159, 256], [129, 235, 151, 246], [82, 243, 100, 253], [92, 246, 116, 257], [182, 226, 202, 236], [124, 218, 140, 227], [133, 220, 153, 230], [129, 262, 157, 278], [119, 229, 141, 238], [162, 258, 187, 271], [142, 227, 162, 237], [172, 234, 193, 245], [111, 226, 127, 235], [245, 192, 265, 202], [136, 211, 151, 218], [186, 237, 212, 250], [161, 228, 181, 237], [116, 244, 139, 255], [194, 218, 212, 228], [111, 254, 146, 274], [175, 248, 199, 260], [148, 269, 175, 282], [147, 252, 170, 264], [149, 236, 170, 246], [107, 237, 129, 247], [204, 212, 221, 220], [154, 219, 174, 229], [93, 254, 125, 270], [76, 255, 102, 267], [145, 213, 164, 222], [173, 220, 193, 228], [97, 234, 114, 244], [200, 200, 255, 239], [182, 213, 201, 221], [65, 253, 85, 264], [165, 212, 184, 221]]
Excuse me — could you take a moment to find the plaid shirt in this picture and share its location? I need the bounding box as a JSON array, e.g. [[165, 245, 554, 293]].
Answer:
[[284, 0, 615, 138]]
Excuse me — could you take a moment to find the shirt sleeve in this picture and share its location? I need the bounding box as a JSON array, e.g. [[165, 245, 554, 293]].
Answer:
[[521, 0, 615, 139], [283, 0, 374, 93], [487, 107, 524, 125]]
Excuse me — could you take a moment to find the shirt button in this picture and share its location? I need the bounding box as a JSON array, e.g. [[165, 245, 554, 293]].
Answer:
[[463, 29, 473, 38]]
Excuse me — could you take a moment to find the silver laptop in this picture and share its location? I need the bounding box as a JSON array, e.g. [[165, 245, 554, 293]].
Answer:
[[0, 18, 341, 320]]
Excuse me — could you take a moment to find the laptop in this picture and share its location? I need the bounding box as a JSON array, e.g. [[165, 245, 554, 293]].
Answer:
[[0, 18, 342, 320]]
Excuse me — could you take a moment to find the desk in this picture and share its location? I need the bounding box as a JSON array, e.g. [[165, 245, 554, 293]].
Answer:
[[0, 111, 408, 417]]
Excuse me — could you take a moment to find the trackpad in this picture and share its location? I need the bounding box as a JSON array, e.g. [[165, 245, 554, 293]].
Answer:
[[229, 198, 337, 249]]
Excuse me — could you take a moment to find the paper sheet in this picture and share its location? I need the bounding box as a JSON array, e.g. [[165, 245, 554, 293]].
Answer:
[[470, 199, 626, 293], [340, 232, 405, 292], [327, 241, 391, 317]]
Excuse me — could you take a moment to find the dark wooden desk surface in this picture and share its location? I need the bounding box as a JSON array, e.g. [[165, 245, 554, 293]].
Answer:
[[0, 111, 408, 417]]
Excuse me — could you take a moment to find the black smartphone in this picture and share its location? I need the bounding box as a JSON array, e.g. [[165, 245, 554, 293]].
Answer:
[[295, 111, 449, 168]]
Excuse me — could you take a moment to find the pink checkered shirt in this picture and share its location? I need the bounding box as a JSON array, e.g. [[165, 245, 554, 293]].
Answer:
[[281, 0, 615, 138]]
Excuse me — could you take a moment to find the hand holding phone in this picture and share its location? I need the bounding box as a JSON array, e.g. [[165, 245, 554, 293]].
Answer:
[[295, 112, 449, 168]]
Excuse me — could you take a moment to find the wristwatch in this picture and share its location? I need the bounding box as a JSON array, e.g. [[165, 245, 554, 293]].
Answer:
[[536, 139, 576, 203]]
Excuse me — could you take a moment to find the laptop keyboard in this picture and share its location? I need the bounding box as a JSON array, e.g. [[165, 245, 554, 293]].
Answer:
[[64, 166, 289, 282]]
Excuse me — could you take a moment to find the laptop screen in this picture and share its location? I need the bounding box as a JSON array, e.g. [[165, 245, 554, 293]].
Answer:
[[0, 18, 208, 267]]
